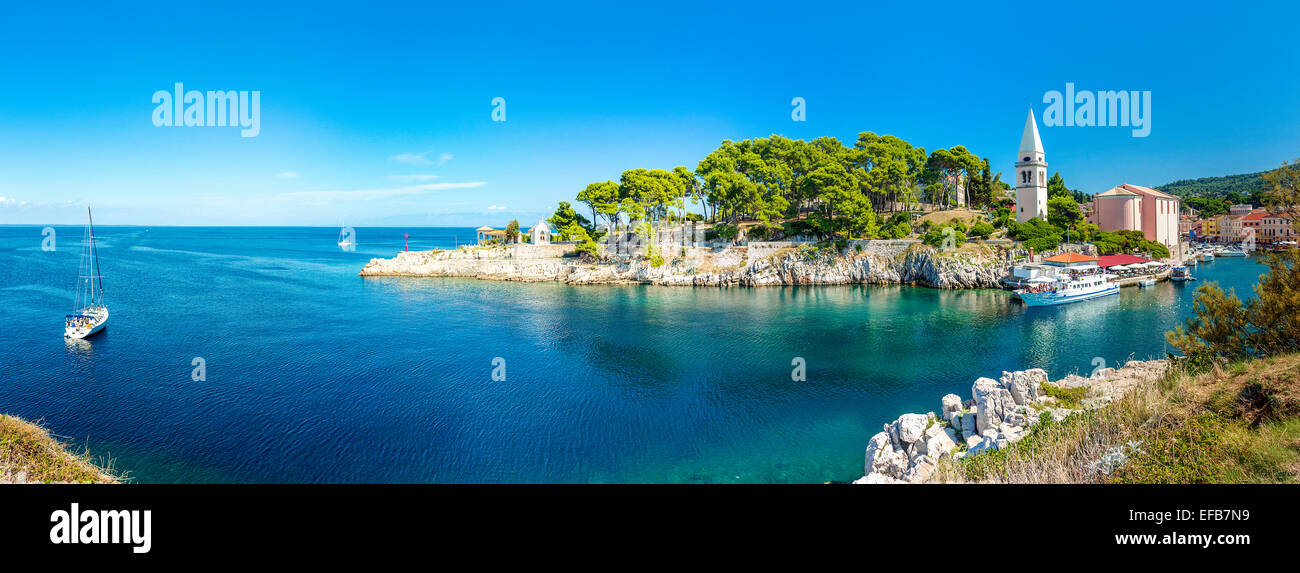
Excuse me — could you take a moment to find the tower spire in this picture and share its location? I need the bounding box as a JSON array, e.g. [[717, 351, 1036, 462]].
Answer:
[[1020, 108, 1044, 156]]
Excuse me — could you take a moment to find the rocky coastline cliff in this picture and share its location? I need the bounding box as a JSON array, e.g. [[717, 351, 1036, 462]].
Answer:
[[855, 359, 1170, 484], [359, 241, 1010, 289]]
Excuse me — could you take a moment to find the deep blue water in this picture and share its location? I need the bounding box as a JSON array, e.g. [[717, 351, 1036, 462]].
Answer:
[[0, 226, 1270, 483]]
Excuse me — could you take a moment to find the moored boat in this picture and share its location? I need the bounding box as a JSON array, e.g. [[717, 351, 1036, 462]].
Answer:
[[1170, 265, 1195, 282], [65, 207, 109, 339], [1014, 266, 1119, 307]]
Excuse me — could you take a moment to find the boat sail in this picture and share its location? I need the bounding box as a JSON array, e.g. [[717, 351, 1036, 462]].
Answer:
[[65, 207, 109, 339], [337, 222, 355, 248]]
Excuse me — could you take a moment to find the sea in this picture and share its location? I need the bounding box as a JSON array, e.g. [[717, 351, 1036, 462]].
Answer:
[[0, 226, 1270, 483]]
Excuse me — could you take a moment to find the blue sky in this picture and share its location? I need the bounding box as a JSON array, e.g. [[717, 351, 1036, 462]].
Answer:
[[1, 1, 1298, 226]]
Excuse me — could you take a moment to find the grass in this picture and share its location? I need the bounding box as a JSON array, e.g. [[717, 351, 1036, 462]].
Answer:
[[1040, 382, 1090, 409], [0, 414, 121, 483], [932, 353, 1300, 484]]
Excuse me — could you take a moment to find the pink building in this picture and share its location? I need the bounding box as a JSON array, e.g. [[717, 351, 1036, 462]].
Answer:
[[1093, 183, 1181, 249]]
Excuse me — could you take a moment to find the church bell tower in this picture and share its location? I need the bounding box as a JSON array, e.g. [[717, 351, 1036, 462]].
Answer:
[[1015, 109, 1048, 223]]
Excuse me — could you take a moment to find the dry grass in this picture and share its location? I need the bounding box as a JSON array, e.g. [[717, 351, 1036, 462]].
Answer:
[[0, 414, 121, 484], [933, 354, 1300, 484], [916, 208, 983, 228]]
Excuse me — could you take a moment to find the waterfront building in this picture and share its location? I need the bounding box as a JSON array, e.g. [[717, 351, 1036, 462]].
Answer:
[[1093, 183, 1181, 249], [1201, 217, 1219, 239], [1218, 213, 1245, 243], [1014, 110, 1048, 223], [476, 226, 506, 245], [1242, 210, 1267, 243], [527, 220, 552, 245], [1262, 212, 1298, 244]]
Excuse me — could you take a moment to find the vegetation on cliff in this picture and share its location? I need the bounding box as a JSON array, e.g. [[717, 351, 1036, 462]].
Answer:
[[0, 414, 120, 483]]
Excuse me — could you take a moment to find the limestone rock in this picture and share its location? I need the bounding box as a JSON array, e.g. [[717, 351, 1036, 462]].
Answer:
[[999, 368, 1046, 406], [972, 377, 1016, 434], [896, 413, 929, 445], [865, 431, 909, 477], [901, 455, 936, 483], [941, 393, 963, 417]]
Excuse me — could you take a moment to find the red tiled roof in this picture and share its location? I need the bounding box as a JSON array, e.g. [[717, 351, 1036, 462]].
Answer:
[[1043, 252, 1099, 263], [1120, 183, 1179, 200], [1097, 254, 1151, 268]]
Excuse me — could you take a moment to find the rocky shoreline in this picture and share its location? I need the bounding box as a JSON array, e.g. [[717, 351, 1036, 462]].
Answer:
[[855, 359, 1170, 484], [359, 242, 1010, 289]]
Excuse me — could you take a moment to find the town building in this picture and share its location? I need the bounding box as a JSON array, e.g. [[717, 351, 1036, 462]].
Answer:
[[1092, 183, 1181, 249], [475, 226, 506, 245], [1201, 217, 1219, 239], [527, 220, 552, 244], [1262, 212, 1298, 244]]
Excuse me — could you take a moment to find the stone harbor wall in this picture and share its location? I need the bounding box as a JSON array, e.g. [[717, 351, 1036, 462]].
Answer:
[[854, 359, 1169, 484], [360, 241, 1011, 289]]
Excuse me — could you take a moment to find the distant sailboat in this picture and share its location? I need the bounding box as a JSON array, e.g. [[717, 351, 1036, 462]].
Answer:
[[337, 222, 355, 248], [65, 207, 108, 339]]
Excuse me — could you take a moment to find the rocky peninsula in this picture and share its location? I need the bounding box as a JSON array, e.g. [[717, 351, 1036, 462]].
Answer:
[[359, 241, 1011, 289], [855, 359, 1170, 484]]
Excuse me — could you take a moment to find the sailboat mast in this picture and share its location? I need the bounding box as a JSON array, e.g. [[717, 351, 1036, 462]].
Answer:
[[89, 207, 103, 305]]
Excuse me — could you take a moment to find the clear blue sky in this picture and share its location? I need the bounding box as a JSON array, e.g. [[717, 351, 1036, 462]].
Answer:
[[2, 0, 1298, 226]]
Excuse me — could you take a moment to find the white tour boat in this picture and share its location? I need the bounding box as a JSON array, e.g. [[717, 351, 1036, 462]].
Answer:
[[1014, 265, 1119, 307], [65, 208, 109, 339]]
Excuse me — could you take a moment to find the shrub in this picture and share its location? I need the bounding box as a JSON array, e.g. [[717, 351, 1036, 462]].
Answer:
[[970, 221, 995, 239]]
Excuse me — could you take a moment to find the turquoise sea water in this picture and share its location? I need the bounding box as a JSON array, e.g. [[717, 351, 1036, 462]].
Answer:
[[0, 226, 1270, 483]]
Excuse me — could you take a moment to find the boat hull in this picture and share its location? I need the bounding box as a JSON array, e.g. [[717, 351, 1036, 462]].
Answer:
[[1016, 284, 1119, 307], [65, 309, 109, 339]]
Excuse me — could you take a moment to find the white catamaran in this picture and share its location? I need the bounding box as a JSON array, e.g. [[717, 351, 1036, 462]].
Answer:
[[65, 207, 109, 339]]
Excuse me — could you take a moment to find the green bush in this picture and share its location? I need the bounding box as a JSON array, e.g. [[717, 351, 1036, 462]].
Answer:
[[970, 221, 995, 239], [922, 224, 966, 248]]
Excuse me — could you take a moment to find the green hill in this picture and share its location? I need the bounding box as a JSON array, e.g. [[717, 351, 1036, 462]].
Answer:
[[1156, 172, 1270, 216], [1157, 172, 1268, 199]]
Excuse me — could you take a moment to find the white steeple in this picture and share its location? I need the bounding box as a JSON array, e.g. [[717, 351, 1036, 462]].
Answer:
[[1014, 108, 1048, 223], [1019, 109, 1044, 159]]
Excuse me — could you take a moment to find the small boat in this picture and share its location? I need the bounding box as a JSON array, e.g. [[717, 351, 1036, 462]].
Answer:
[[1170, 266, 1195, 282], [1015, 267, 1119, 307], [65, 207, 109, 339], [1138, 277, 1157, 288], [337, 222, 355, 248], [1201, 252, 1215, 262], [1218, 247, 1248, 257]]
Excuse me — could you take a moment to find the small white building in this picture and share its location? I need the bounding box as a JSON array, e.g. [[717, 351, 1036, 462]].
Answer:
[[528, 220, 551, 244]]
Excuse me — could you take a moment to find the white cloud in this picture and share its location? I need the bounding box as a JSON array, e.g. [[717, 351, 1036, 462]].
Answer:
[[388, 174, 440, 183], [389, 151, 431, 165], [388, 151, 454, 166], [0, 196, 28, 207], [275, 171, 300, 179], [488, 204, 507, 210]]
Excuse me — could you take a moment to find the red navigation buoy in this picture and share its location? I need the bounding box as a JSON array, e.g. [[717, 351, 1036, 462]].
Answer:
[[404, 232, 409, 252]]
